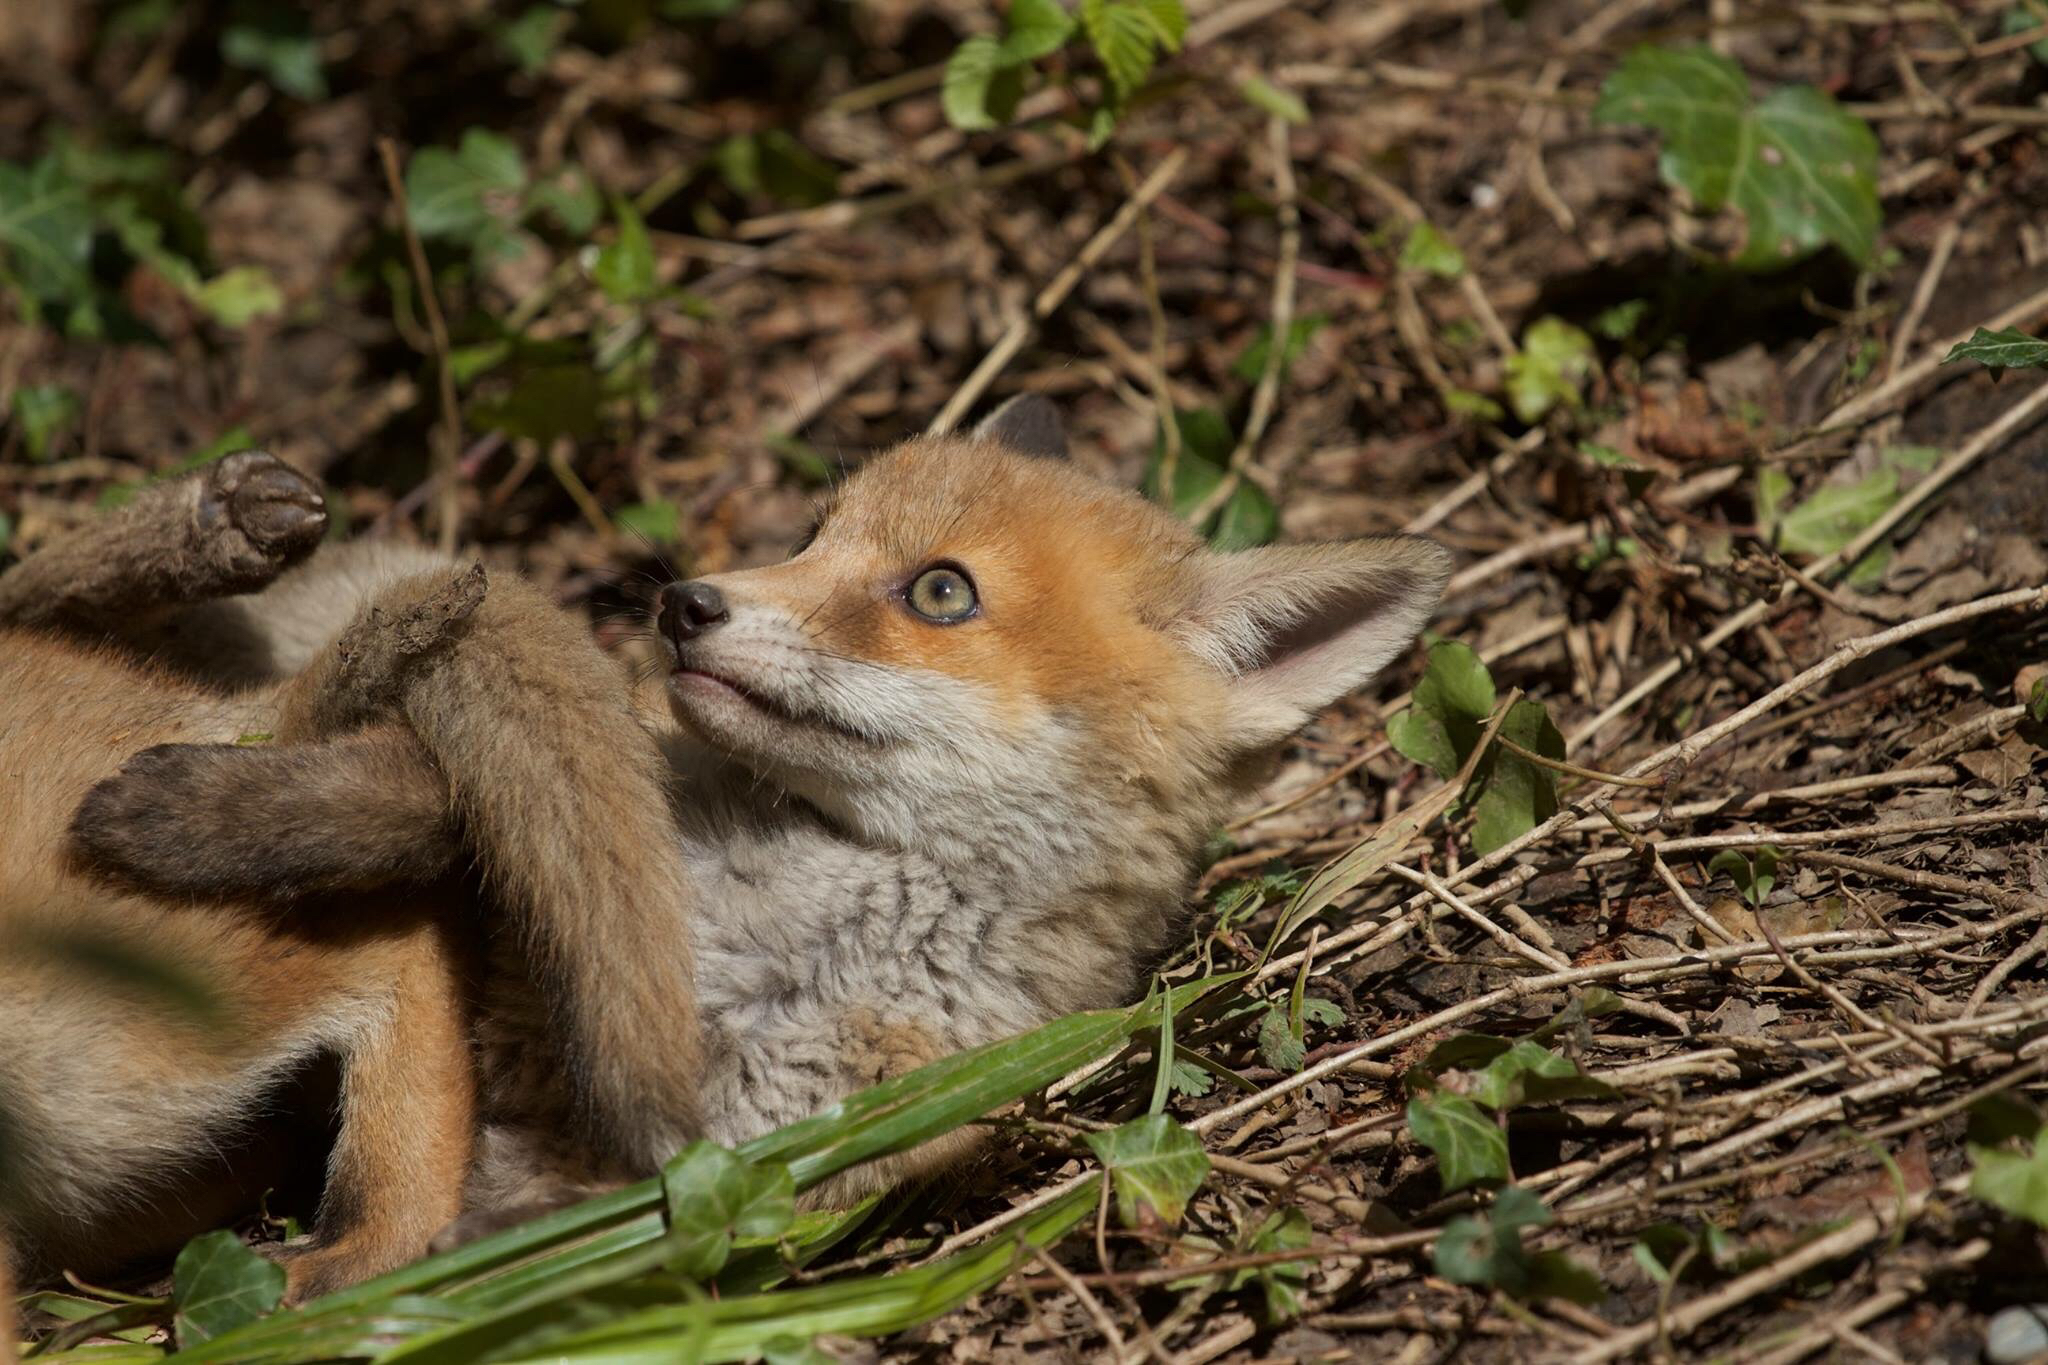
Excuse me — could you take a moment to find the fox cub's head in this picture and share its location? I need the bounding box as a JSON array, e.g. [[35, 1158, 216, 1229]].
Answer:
[[656, 397, 1450, 869]]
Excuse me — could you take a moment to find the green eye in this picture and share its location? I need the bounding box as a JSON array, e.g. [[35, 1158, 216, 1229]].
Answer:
[[906, 566, 977, 623]]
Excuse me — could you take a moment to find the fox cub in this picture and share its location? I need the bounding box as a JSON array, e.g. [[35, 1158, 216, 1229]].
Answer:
[[5, 396, 1447, 1325], [68, 397, 1450, 1196]]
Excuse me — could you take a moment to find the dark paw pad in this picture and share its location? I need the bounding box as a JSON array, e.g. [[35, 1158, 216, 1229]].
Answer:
[[199, 450, 329, 569]]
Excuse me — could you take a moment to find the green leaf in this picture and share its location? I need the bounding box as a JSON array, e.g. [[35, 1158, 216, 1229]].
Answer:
[[1594, 45, 1880, 268], [1708, 845, 1781, 907], [1084, 1113, 1210, 1227], [1443, 387, 1504, 422], [1504, 316, 1596, 423], [1467, 1041, 1615, 1111], [1004, 0, 1077, 62], [1972, 1128, 2048, 1228], [0, 507, 12, 556], [172, 1230, 287, 1346], [1142, 408, 1278, 549], [405, 130, 528, 245], [12, 383, 80, 460], [1436, 1185, 1603, 1302], [1970, 1094, 2045, 1147], [1470, 699, 1563, 854], [1398, 222, 1465, 279], [471, 363, 603, 443], [2029, 678, 2048, 727], [1231, 313, 1328, 383], [1081, 0, 1166, 95], [1136, 0, 1188, 47], [220, 12, 327, 100], [1591, 298, 1650, 340], [190, 265, 284, 328], [1257, 1004, 1306, 1072], [593, 198, 660, 304], [716, 131, 838, 208], [1942, 325, 2048, 379], [2003, 6, 2048, 65], [1227, 1207, 1312, 1321], [0, 156, 94, 308], [494, 5, 567, 73], [1239, 75, 1308, 124], [662, 1141, 795, 1280], [1387, 640, 1496, 778], [1757, 466, 1898, 558], [1168, 1057, 1214, 1097], [615, 500, 680, 546], [943, 36, 1009, 132], [1407, 1090, 1509, 1191], [762, 1338, 838, 1365], [528, 168, 602, 235]]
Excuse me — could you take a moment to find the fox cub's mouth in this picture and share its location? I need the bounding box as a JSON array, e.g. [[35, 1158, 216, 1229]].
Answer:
[[669, 661, 876, 744]]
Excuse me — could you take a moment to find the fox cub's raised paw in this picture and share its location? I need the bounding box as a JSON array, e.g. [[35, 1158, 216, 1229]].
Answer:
[[69, 743, 268, 899], [332, 564, 489, 705], [190, 450, 329, 593]]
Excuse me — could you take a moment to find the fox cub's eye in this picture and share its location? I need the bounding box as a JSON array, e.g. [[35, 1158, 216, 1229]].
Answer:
[[906, 566, 978, 623]]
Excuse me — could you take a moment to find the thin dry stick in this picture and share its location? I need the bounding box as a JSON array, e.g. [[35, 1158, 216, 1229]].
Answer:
[[1390, 863, 1568, 969], [1567, 1179, 1956, 1363], [1031, 1248, 1127, 1358], [1186, 115, 1299, 526], [1571, 384, 2048, 752], [1967, 924, 2048, 1016], [1887, 216, 1963, 380], [930, 149, 1189, 435], [376, 137, 462, 554]]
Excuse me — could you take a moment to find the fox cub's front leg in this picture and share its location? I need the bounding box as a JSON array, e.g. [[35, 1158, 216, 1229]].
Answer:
[[0, 450, 326, 634]]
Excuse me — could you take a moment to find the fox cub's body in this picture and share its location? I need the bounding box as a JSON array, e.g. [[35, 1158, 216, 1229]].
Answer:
[[3, 398, 1447, 1326]]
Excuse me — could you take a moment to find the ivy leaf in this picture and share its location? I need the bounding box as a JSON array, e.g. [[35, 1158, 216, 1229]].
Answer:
[[1227, 1208, 1313, 1321], [12, 383, 80, 460], [662, 1140, 796, 1280], [1437, 1186, 1604, 1303], [171, 1231, 286, 1347], [0, 156, 94, 309], [1143, 408, 1278, 550], [1387, 640, 1495, 779], [1398, 222, 1466, 279], [405, 129, 528, 247], [1230, 314, 1328, 383], [470, 362, 603, 442], [1504, 316, 1596, 423], [1942, 325, 2048, 379], [1084, 1113, 1210, 1227], [1469, 698, 1563, 855], [593, 199, 660, 304], [494, 5, 568, 73], [1708, 846, 1781, 907], [1971, 1127, 2048, 1228], [190, 265, 284, 328], [1407, 1090, 1509, 1191], [1467, 1041, 1615, 1111], [1004, 0, 1077, 62], [220, 9, 327, 100], [1595, 45, 1880, 269]]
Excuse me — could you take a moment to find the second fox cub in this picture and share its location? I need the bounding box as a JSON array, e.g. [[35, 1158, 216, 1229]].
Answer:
[[78, 396, 1451, 1221]]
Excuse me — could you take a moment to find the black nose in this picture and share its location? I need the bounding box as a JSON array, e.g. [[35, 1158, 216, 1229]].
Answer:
[[659, 580, 729, 644]]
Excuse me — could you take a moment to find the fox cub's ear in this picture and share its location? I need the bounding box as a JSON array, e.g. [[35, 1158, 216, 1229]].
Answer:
[[973, 394, 1067, 459], [1178, 537, 1452, 750]]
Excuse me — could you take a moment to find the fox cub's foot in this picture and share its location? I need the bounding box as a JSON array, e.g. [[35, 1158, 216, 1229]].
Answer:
[[331, 564, 489, 707], [187, 450, 329, 595], [70, 744, 278, 900]]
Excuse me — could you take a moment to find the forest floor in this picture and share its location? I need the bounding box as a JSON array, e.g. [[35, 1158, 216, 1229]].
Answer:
[[5, 0, 2048, 1360]]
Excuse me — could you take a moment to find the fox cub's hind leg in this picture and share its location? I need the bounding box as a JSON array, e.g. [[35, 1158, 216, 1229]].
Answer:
[[0, 450, 326, 635], [270, 917, 476, 1302]]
